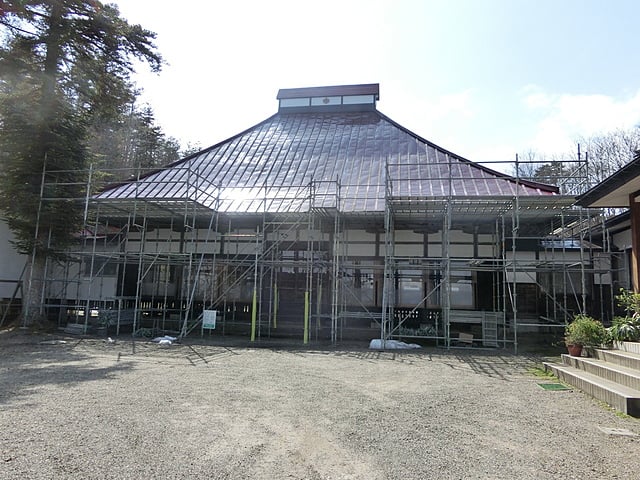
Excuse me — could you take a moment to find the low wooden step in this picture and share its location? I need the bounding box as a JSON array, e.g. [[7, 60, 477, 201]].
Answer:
[[544, 362, 640, 417], [561, 354, 640, 391]]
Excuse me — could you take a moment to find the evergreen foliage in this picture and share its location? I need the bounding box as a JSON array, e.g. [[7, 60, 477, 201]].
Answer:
[[0, 1, 163, 323]]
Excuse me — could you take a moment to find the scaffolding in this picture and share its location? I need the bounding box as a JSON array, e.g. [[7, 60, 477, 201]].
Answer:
[[18, 149, 625, 350]]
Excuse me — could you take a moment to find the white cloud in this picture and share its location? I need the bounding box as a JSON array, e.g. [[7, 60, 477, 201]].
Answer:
[[521, 88, 640, 154], [431, 90, 476, 120]]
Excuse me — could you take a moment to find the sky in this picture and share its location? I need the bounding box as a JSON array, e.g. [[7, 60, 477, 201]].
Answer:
[[113, 0, 640, 169]]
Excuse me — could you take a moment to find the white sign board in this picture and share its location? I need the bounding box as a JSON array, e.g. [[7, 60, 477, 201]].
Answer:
[[202, 310, 217, 330]]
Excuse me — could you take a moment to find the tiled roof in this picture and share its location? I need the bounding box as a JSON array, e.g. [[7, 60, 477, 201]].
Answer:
[[97, 108, 561, 215]]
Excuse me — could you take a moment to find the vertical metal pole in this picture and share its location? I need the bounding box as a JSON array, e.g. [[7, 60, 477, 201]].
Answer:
[[81, 163, 95, 332], [331, 179, 341, 344], [258, 181, 267, 339], [304, 180, 314, 345], [561, 210, 568, 317], [133, 208, 147, 337], [442, 204, 451, 348], [41, 227, 53, 321], [273, 282, 278, 329], [250, 225, 259, 342], [303, 290, 310, 344], [443, 154, 453, 348], [382, 163, 395, 347], [501, 215, 507, 347], [579, 208, 587, 314], [84, 204, 101, 335], [24, 155, 48, 327], [513, 154, 520, 354]]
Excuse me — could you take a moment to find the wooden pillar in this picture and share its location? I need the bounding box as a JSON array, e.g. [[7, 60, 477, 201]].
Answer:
[[629, 192, 640, 292]]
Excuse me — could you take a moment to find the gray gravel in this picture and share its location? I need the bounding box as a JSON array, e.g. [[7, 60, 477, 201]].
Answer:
[[1, 330, 639, 479]]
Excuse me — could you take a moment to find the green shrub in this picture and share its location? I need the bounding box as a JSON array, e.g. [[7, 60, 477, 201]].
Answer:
[[565, 314, 607, 347], [616, 288, 640, 319], [607, 315, 640, 342], [607, 289, 640, 342]]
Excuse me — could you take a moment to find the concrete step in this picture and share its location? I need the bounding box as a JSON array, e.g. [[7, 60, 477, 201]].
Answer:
[[561, 354, 640, 391], [616, 341, 640, 355], [544, 361, 640, 417], [594, 348, 640, 371]]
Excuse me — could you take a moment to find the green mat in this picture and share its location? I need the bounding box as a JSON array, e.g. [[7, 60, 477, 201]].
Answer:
[[538, 382, 571, 391]]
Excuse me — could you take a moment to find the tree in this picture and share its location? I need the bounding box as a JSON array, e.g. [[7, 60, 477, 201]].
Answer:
[[514, 127, 640, 196], [576, 127, 640, 186], [87, 103, 182, 182], [0, 1, 162, 325], [512, 150, 579, 194]]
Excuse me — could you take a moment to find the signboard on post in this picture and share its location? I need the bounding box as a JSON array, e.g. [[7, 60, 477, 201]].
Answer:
[[202, 310, 217, 336]]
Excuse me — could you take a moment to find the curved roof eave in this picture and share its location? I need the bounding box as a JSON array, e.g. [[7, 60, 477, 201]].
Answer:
[[375, 110, 559, 195]]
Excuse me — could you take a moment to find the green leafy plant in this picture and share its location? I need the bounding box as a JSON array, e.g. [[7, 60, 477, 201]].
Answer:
[[607, 289, 640, 342], [608, 316, 640, 342], [615, 288, 640, 320], [565, 314, 607, 347]]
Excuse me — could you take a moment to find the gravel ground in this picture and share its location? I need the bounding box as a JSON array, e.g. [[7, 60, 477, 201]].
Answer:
[[1, 329, 639, 480]]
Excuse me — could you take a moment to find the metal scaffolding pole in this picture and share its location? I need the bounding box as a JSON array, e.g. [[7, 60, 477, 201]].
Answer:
[[512, 154, 520, 354], [331, 179, 342, 344], [382, 163, 395, 347]]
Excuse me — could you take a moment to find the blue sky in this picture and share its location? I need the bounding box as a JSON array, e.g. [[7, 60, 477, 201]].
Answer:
[[114, 0, 640, 168]]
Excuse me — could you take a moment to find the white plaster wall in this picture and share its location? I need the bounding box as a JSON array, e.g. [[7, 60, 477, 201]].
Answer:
[[297, 229, 329, 242], [449, 244, 473, 258], [126, 228, 221, 254], [345, 229, 376, 242], [593, 253, 611, 285], [0, 220, 27, 298], [394, 230, 422, 242], [345, 243, 376, 257], [477, 245, 494, 257], [427, 244, 442, 257], [47, 245, 121, 300], [449, 231, 473, 243], [505, 251, 537, 283], [537, 251, 582, 263], [612, 229, 632, 250], [394, 244, 423, 257]]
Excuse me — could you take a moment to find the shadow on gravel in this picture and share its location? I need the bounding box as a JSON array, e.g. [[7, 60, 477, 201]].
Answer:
[[446, 351, 552, 380], [260, 344, 549, 376], [0, 334, 134, 406]]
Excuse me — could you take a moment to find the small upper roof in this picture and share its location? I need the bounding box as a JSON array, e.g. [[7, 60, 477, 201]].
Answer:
[[577, 152, 640, 207], [277, 83, 380, 100]]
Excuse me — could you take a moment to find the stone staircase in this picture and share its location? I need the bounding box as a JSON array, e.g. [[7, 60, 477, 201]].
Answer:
[[544, 342, 640, 417]]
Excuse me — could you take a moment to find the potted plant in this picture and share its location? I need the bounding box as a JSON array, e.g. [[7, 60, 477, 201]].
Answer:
[[564, 314, 606, 357]]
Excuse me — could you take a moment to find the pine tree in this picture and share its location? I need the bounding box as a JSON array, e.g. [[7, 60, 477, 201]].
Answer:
[[0, 1, 162, 325]]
